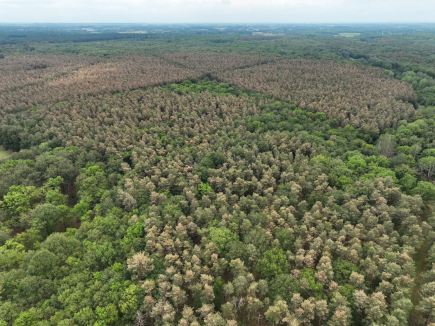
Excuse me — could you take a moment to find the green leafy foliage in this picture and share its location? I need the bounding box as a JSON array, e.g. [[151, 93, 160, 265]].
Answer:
[[256, 248, 291, 280], [197, 182, 213, 198], [333, 259, 359, 285], [208, 227, 239, 254], [268, 274, 301, 303]]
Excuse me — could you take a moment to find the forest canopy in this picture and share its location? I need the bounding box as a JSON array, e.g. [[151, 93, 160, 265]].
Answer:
[[1, 23, 435, 326]]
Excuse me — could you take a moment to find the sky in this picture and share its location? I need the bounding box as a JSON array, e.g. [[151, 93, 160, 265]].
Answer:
[[0, 0, 434, 24]]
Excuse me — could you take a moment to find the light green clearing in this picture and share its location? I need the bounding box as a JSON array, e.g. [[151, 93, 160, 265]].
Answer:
[[339, 33, 361, 37], [0, 146, 12, 159], [252, 32, 282, 36]]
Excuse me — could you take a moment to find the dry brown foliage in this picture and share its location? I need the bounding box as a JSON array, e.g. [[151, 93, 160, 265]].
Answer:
[[0, 54, 100, 93], [0, 53, 417, 136], [160, 52, 272, 72], [217, 59, 417, 133], [0, 54, 199, 113], [5, 88, 270, 155]]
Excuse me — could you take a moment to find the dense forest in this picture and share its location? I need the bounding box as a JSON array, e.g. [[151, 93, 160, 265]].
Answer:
[[1, 23, 435, 326]]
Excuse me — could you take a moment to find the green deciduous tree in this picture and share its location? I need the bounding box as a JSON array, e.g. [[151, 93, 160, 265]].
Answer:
[[256, 247, 291, 280]]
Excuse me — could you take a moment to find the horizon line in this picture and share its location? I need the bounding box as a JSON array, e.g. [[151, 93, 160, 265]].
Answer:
[[2, 22, 435, 25]]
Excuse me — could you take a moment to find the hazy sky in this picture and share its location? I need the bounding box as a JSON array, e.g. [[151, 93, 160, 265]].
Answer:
[[0, 0, 434, 23]]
